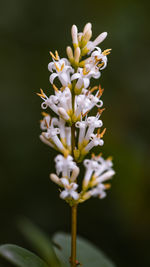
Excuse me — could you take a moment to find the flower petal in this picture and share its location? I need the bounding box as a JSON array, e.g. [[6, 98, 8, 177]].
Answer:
[[50, 73, 58, 84], [60, 178, 69, 187], [60, 190, 68, 199]]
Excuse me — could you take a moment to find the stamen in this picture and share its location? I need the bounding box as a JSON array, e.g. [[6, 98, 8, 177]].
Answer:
[[107, 156, 113, 161], [37, 88, 46, 98], [97, 128, 100, 136], [49, 51, 55, 58], [60, 63, 65, 72], [82, 110, 90, 118], [104, 183, 111, 189], [100, 128, 106, 138], [45, 119, 49, 129], [85, 90, 90, 96], [102, 49, 112, 56], [52, 84, 59, 93], [97, 85, 104, 97], [54, 62, 60, 72], [83, 67, 90, 76], [90, 86, 98, 93], [91, 153, 95, 158], [55, 50, 59, 60], [49, 50, 59, 61], [98, 62, 104, 68], [95, 56, 102, 63], [41, 112, 49, 117], [98, 108, 105, 115]]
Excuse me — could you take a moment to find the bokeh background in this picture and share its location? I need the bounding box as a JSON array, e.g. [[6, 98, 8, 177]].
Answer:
[[0, 0, 150, 266]]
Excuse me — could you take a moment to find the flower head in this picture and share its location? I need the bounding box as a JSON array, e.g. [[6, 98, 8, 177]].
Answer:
[[38, 22, 114, 205]]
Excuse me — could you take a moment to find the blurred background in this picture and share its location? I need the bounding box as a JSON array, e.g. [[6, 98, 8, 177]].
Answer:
[[0, 0, 150, 266]]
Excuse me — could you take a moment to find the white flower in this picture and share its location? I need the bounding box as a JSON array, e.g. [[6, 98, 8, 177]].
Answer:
[[37, 89, 60, 115], [40, 119, 67, 153], [59, 178, 79, 200], [54, 87, 72, 111], [40, 113, 51, 130], [84, 115, 103, 141], [75, 113, 103, 147], [71, 66, 100, 90], [74, 88, 103, 119], [91, 47, 108, 70], [93, 156, 114, 179], [75, 118, 87, 144], [38, 87, 72, 122], [48, 57, 74, 87], [51, 117, 66, 142], [90, 183, 106, 199], [82, 155, 115, 190], [83, 159, 100, 188], [75, 94, 91, 118], [77, 87, 103, 114], [55, 154, 77, 178], [84, 132, 104, 153]]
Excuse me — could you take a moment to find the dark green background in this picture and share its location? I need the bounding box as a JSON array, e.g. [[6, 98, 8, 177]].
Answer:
[[0, 0, 150, 266]]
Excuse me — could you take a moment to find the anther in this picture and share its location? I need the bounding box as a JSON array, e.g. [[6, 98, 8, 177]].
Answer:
[[54, 62, 60, 72], [37, 89, 46, 98], [98, 108, 105, 115], [90, 86, 98, 93], [98, 85, 104, 96], [41, 112, 49, 117], [60, 63, 65, 72], [102, 49, 112, 56], [52, 84, 59, 93], [100, 128, 106, 138]]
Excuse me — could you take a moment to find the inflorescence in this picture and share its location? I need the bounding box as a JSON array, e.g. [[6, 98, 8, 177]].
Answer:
[[37, 23, 115, 206]]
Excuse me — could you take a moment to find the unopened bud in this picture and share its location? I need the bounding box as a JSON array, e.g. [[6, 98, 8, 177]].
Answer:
[[81, 29, 92, 47], [66, 46, 74, 62], [39, 134, 54, 148], [93, 32, 107, 47], [83, 22, 92, 35], [50, 173, 62, 186], [74, 47, 81, 64], [70, 166, 80, 182], [71, 25, 78, 47]]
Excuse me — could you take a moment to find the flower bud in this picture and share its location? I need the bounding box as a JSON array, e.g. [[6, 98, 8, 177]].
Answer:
[[74, 47, 81, 64], [70, 166, 80, 182], [71, 25, 78, 47], [50, 173, 62, 186]]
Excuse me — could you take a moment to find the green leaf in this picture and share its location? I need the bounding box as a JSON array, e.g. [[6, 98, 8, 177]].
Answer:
[[18, 217, 60, 267], [53, 232, 116, 267], [0, 244, 49, 267]]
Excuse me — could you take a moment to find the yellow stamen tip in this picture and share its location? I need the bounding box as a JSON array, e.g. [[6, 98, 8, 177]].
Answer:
[[41, 112, 49, 117], [37, 88, 45, 98], [52, 84, 59, 92], [100, 128, 106, 138]]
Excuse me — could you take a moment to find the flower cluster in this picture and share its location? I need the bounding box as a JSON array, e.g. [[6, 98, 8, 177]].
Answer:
[[38, 23, 115, 205]]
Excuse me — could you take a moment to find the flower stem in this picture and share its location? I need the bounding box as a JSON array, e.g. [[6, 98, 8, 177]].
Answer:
[[71, 204, 77, 267]]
